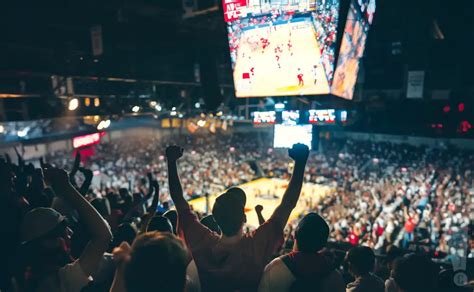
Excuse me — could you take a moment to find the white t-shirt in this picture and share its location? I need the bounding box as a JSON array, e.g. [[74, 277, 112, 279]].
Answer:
[[37, 260, 91, 292], [258, 258, 345, 292], [58, 260, 92, 292]]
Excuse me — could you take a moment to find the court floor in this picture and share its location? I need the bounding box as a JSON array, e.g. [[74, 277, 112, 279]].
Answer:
[[189, 178, 333, 228]]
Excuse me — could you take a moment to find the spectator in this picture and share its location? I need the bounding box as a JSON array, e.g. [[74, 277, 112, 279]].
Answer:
[[110, 232, 188, 292], [166, 143, 309, 291], [147, 216, 174, 233], [20, 168, 112, 292], [388, 253, 438, 292], [259, 213, 345, 292], [345, 246, 384, 292]]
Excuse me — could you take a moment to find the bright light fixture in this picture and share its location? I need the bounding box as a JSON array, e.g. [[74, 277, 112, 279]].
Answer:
[[132, 106, 140, 113], [68, 98, 79, 111]]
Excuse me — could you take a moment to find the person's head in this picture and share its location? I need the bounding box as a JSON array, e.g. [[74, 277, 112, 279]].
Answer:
[[212, 187, 246, 237], [163, 210, 178, 234], [392, 253, 438, 292], [200, 214, 221, 234], [124, 232, 188, 292], [346, 246, 375, 277], [91, 197, 111, 218], [20, 208, 73, 267], [113, 223, 138, 248], [385, 245, 403, 270], [147, 216, 173, 233], [294, 212, 330, 253]]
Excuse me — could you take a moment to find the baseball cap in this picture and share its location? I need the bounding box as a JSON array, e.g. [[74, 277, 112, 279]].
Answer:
[[20, 207, 66, 244]]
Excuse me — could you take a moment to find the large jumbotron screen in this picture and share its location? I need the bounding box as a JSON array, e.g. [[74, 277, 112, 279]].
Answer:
[[222, 0, 375, 100]]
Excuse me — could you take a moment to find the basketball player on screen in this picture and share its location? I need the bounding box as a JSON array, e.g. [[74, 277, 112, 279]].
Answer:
[[312, 65, 318, 85], [297, 69, 304, 87]]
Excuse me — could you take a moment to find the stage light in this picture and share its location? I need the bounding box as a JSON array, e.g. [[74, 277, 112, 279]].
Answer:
[[172, 107, 177, 111], [94, 98, 100, 107], [150, 101, 157, 107], [0, 125, 4, 133], [132, 106, 140, 113], [197, 120, 206, 127], [155, 104, 162, 111], [97, 120, 111, 130], [216, 111, 223, 117], [458, 103, 465, 112], [275, 103, 285, 110], [178, 113, 184, 118], [443, 105, 450, 113], [170, 111, 177, 116], [68, 98, 79, 111], [85, 97, 91, 107], [195, 102, 201, 109], [17, 127, 30, 137]]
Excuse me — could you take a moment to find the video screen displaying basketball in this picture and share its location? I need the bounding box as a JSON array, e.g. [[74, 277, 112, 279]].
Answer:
[[331, 0, 375, 100], [223, 0, 340, 97]]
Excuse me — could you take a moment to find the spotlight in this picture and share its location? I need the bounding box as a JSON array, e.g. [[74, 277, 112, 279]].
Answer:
[[94, 98, 100, 107], [178, 113, 184, 118], [155, 105, 162, 111], [275, 103, 285, 110], [132, 106, 140, 113], [170, 111, 177, 116], [17, 127, 30, 137], [150, 101, 157, 107], [195, 102, 201, 109], [68, 98, 79, 111]]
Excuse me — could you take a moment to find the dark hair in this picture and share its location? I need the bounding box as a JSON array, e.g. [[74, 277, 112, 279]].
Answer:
[[124, 232, 188, 292], [200, 215, 221, 234], [295, 213, 329, 253], [112, 223, 137, 248], [212, 189, 246, 236], [90, 198, 111, 217], [147, 216, 173, 233], [346, 246, 375, 276], [392, 253, 438, 292], [163, 210, 178, 234]]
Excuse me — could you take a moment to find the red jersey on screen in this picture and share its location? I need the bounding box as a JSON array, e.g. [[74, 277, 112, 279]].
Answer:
[[242, 73, 250, 79], [177, 206, 284, 291], [297, 74, 304, 81]]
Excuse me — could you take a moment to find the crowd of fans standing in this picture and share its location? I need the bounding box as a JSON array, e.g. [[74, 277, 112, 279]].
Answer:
[[1, 131, 472, 291]]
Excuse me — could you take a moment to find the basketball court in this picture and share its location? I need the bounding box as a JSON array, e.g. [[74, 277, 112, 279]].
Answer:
[[189, 178, 333, 228]]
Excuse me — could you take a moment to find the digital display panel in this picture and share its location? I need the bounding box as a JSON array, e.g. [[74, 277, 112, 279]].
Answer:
[[273, 124, 313, 149], [252, 111, 276, 124], [223, 0, 375, 100], [72, 133, 101, 149], [331, 0, 375, 100], [224, 0, 339, 97], [282, 110, 300, 125], [308, 109, 336, 124]]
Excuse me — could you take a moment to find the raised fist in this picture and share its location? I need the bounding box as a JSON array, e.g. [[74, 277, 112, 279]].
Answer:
[[288, 143, 310, 163], [166, 145, 184, 162], [255, 204, 264, 213]]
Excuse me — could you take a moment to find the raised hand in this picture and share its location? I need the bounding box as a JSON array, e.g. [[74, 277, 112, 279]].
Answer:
[[79, 167, 93, 181], [166, 145, 184, 162], [255, 204, 263, 213], [288, 143, 310, 164]]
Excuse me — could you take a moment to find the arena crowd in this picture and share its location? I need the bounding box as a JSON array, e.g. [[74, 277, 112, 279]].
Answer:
[[0, 132, 472, 292]]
